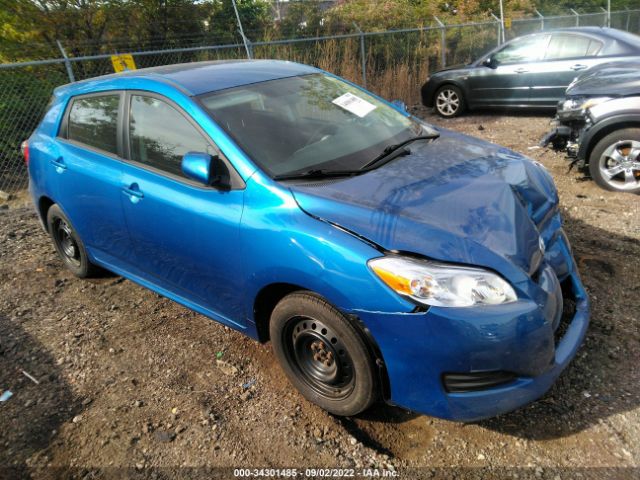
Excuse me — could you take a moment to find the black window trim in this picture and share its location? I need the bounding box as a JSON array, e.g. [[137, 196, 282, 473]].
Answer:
[[123, 90, 245, 191], [57, 89, 245, 191], [58, 90, 124, 159]]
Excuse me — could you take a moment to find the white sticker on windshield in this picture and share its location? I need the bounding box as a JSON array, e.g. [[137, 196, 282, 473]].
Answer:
[[332, 92, 376, 118]]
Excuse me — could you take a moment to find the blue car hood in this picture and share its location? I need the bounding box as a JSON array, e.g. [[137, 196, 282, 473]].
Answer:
[[289, 129, 558, 282]]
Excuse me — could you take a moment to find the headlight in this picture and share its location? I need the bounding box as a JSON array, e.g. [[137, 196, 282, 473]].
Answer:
[[561, 97, 584, 111], [369, 256, 517, 308]]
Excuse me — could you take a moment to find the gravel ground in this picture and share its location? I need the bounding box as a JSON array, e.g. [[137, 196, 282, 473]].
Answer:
[[0, 110, 638, 480]]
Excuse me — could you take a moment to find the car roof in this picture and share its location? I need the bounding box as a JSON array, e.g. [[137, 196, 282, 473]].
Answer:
[[526, 26, 639, 44], [55, 59, 321, 97]]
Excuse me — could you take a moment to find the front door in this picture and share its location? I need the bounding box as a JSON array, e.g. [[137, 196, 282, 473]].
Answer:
[[119, 92, 246, 327], [469, 33, 550, 107]]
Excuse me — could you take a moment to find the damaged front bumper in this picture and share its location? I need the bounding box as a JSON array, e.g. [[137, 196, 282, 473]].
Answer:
[[351, 212, 590, 422], [539, 124, 575, 150], [540, 113, 589, 164]]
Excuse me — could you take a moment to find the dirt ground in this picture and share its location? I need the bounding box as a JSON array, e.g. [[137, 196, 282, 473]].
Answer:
[[1, 110, 638, 480]]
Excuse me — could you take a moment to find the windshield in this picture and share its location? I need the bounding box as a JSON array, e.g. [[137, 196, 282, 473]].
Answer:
[[198, 73, 427, 177]]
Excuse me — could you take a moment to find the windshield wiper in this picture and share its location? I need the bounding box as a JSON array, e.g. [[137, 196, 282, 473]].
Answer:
[[360, 133, 440, 171], [273, 133, 440, 181], [273, 168, 362, 181]]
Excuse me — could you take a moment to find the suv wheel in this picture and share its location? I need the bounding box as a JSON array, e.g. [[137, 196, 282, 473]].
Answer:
[[589, 129, 640, 193], [269, 292, 378, 416], [47, 204, 101, 278], [434, 85, 465, 118]]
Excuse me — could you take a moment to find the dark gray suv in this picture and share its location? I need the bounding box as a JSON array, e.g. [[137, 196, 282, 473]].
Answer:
[[541, 61, 640, 194], [421, 27, 640, 117]]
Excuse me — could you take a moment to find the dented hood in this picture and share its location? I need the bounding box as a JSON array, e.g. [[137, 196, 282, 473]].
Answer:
[[289, 129, 558, 282]]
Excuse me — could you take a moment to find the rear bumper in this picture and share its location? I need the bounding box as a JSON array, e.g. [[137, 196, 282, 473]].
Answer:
[[353, 223, 589, 422]]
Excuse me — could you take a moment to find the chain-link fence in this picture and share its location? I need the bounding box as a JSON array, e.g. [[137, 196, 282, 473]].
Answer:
[[2, 8, 640, 195]]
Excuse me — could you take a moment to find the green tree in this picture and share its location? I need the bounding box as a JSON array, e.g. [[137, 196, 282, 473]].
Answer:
[[206, 0, 272, 44]]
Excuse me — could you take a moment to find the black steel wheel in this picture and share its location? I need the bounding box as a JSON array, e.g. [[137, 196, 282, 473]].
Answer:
[[46, 204, 100, 278], [286, 316, 355, 400], [270, 292, 378, 416], [53, 218, 81, 267]]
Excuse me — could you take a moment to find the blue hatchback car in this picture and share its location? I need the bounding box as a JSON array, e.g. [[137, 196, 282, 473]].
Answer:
[[26, 60, 589, 421]]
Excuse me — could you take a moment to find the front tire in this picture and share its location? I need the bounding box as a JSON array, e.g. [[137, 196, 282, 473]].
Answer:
[[434, 85, 465, 118], [270, 292, 378, 416], [47, 204, 101, 278], [589, 129, 640, 193]]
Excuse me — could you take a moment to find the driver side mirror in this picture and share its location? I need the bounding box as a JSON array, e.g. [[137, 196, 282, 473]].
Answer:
[[391, 99, 408, 112], [483, 56, 498, 69], [182, 152, 215, 186]]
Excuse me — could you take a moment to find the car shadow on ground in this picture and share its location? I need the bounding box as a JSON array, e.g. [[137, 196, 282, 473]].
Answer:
[[0, 314, 80, 477]]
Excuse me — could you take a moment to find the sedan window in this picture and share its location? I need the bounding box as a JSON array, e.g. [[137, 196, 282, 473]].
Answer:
[[587, 39, 604, 56], [67, 94, 119, 155], [129, 95, 214, 177], [545, 34, 599, 60], [493, 35, 549, 64]]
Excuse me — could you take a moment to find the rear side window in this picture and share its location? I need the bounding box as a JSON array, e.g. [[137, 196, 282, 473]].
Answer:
[[128, 95, 214, 177], [545, 34, 600, 60], [67, 95, 120, 155]]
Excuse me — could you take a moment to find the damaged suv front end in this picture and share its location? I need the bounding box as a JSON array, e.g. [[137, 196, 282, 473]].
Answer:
[[541, 96, 612, 157], [541, 62, 640, 192]]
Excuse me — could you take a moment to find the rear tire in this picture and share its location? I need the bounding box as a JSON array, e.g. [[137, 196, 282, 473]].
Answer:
[[47, 204, 101, 278], [270, 292, 378, 416], [588, 129, 640, 193], [434, 85, 465, 118]]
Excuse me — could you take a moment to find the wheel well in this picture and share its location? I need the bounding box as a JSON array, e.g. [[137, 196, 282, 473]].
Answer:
[[253, 283, 304, 343], [38, 196, 55, 231], [584, 121, 640, 164], [252, 284, 391, 400]]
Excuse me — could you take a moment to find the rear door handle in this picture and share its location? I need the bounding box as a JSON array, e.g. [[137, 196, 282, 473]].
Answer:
[[122, 183, 144, 203], [514, 68, 529, 74], [50, 157, 66, 172], [570, 64, 588, 71]]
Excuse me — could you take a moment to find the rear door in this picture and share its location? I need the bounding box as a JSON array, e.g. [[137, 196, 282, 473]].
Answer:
[[468, 34, 550, 107], [527, 33, 604, 106], [119, 92, 246, 326], [53, 92, 134, 264]]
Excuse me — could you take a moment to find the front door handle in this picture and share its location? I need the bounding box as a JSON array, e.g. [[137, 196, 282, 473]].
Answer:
[[514, 68, 529, 74], [570, 64, 588, 71], [50, 157, 66, 172], [122, 183, 144, 203]]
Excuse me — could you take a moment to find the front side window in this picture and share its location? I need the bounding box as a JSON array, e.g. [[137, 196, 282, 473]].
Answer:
[[493, 35, 549, 64], [129, 95, 214, 177], [198, 73, 427, 177], [545, 34, 598, 60], [67, 94, 120, 155]]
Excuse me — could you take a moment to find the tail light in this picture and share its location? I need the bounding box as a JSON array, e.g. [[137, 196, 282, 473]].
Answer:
[[21, 140, 29, 166]]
